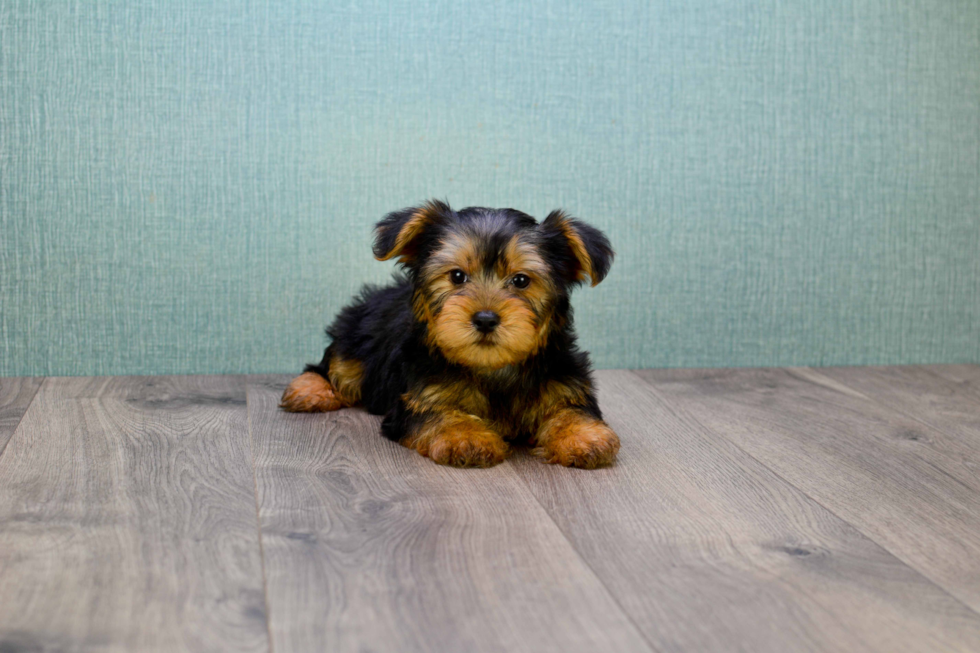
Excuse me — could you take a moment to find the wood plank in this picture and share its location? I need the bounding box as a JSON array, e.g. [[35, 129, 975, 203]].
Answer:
[[0, 376, 43, 456], [813, 366, 980, 491], [925, 364, 980, 401], [637, 366, 980, 616], [247, 375, 650, 653], [0, 376, 270, 653], [511, 370, 980, 653]]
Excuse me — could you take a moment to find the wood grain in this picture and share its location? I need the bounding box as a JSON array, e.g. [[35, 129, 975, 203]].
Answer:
[[247, 375, 650, 653], [637, 366, 980, 616], [0, 376, 42, 456], [511, 370, 980, 653], [926, 364, 980, 401], [0, 376, 270, 653], [813, 365, 980, 491]]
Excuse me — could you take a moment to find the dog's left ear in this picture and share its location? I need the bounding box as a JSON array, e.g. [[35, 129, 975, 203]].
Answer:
[[373, 200, 453, 264], [541, 211, 614, 286]]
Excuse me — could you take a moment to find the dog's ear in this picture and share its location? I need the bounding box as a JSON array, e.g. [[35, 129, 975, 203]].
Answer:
[[373, 200, 452, 264], [540, 211, 614, 286]]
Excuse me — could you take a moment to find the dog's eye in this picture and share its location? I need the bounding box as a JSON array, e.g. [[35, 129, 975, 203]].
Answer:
[[449, 269, 468, 285], [511, 274, 530, 289]]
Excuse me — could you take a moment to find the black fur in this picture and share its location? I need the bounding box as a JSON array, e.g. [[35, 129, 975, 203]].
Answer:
[[540, 210, 614, 285], [302, 202, 613, 443]]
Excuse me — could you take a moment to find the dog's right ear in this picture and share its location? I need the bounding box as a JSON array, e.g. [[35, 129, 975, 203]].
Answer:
[[373, 200, 453, 264]]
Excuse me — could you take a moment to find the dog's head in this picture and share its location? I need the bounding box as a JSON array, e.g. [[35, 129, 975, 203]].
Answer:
[[373, 200, 613, 370]]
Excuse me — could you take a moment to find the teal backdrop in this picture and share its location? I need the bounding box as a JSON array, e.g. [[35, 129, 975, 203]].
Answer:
[[2, 1, 979, 377]]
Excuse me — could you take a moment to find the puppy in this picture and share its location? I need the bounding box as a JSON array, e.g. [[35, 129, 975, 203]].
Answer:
[[280, 200, 619, 469]]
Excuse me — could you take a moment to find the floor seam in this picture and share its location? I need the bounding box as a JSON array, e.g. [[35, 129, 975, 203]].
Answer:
[[0, 377, 45, 462], [621, 370, 884, 653], [921, 365, 980, 410], [627, 368, 980, 624], [503, 459, 664, 653], [795, 368, 980, 497], [246, 376, 277, 653]]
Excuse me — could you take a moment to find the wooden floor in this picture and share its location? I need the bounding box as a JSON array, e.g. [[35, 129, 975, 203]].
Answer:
[[1, 366, 980, 652]]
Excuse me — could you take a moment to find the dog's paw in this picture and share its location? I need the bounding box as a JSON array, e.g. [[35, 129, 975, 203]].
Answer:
[[425, 428, 509, 468], [534, 414, 620, 469], [280, 372, 344, 412]]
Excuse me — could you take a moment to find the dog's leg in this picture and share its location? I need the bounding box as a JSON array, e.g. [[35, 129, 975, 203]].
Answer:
[[280, 372, 345, 412], [402, 409, 509, 468], [388, 381, 507, 467], [532, 408, 620, 469], [280, 351, 364, 413]]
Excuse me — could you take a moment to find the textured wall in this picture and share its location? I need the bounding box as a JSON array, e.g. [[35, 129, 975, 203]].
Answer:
[[1, 0, 978, 377]]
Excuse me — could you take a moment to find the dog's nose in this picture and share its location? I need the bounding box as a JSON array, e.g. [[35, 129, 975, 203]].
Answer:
[[472, 310, 500, 334]]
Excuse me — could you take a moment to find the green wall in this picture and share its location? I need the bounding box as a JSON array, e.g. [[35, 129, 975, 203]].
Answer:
[[2, 1, 978, 376]]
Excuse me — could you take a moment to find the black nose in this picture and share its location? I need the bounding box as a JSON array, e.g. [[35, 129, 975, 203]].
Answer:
[[472, 310, 500, 334]]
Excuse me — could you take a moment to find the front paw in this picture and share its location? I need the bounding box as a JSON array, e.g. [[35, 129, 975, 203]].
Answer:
[[534, 413, 620, 469], [425, 427, 509, 468]]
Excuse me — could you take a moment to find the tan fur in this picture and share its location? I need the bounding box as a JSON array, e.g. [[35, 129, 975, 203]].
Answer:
[[412, 234, 553, 370], [375, 201, 445, 263], [432, 293, 539, 369], [404, 380, 489, 417], [327, 355, 364, 404], [280, 354, 364, 412], [532, 408, 620, 468], [540, 378, 589, 408], [552, 211, 600, 286], [280, 372, 346, 412], [412, 289, 436, 325], [516, 379, 590, 434], [499, 236, 553, 291], [412, 231, 557, 370], [402, 409, 508, 468], [501, 235, 557, 354], [423, 231, 481, 277]]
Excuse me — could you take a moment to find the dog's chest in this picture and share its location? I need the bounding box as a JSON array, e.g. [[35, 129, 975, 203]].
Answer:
[[481, 377, 546, 437]]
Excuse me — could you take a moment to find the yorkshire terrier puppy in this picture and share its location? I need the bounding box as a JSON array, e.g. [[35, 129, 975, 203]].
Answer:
[[280, 200, 619, 468]]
